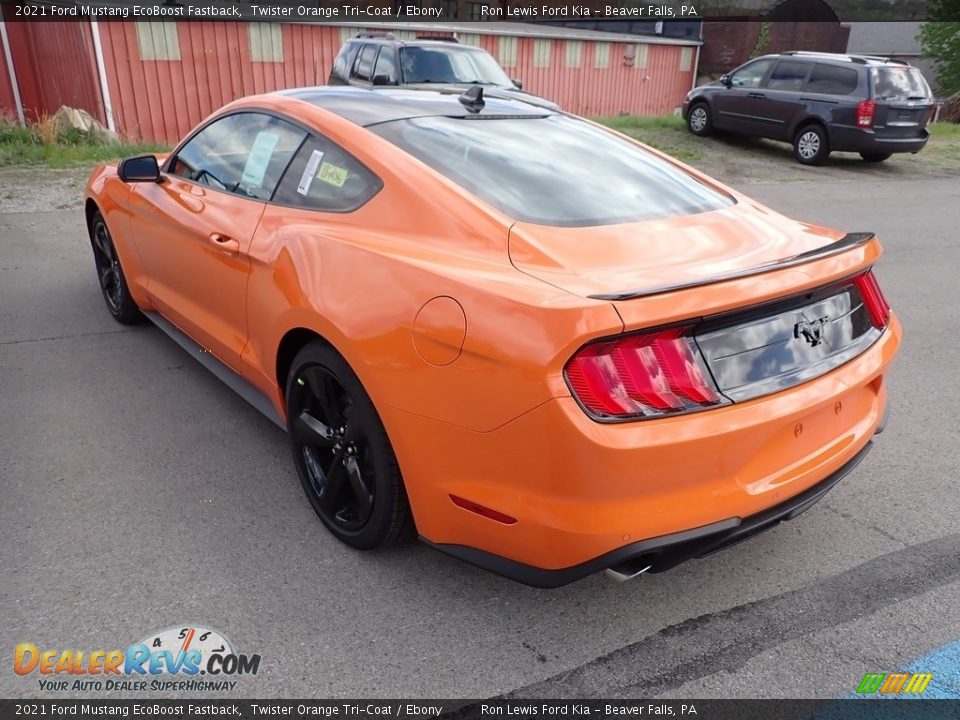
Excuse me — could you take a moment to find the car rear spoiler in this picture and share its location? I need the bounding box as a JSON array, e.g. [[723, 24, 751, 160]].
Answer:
[[587, 232, 876, 302]]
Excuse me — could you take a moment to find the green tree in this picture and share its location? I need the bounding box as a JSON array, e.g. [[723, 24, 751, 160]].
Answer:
[[919, 13, 960, 94]]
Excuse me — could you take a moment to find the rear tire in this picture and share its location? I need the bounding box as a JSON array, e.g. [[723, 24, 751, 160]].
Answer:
[[793, 124, 829, 165], [686, 102, 713, 137], [285, 341, 414, 550], [860, 152, 892, 163], [89, 210, 142, 324]]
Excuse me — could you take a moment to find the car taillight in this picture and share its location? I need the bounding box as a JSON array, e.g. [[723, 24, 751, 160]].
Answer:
[[856, 100, 877, 129], [854, 270, 891, 328], [565, 325, 728, 421]]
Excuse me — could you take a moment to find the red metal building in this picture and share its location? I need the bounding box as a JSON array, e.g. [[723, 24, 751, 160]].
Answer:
[[0, 19, 699, 143]]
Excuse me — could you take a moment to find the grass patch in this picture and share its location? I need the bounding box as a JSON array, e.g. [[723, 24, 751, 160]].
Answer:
[[595, 114, 702, 163], [930, 122, 960, 139], [596, 114, 686, 132], [0, 116, 167, 168]]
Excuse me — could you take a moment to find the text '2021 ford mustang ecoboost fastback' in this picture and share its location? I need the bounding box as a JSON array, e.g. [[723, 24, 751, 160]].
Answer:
[[84, 87, 899, 587]]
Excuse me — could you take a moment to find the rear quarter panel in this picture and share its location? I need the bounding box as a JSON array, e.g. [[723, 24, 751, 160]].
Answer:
[[236, 98, 623, 433]]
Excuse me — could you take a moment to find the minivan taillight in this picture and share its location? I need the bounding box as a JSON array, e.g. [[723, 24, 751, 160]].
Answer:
[[856, 100, 877, 129], [564, 326, 728, 421], [854, 270, 891, 328]]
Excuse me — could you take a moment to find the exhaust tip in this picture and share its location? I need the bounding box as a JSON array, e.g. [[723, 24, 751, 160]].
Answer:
[[606, 560, 653, 582]]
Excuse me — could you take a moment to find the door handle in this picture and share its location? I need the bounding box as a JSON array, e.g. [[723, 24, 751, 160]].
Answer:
[[208, 233, 240, 254], [748, 92, 766, 99]]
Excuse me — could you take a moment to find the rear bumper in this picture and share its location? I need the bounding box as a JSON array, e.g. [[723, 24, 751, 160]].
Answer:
[[424, 440, 874, 588], [830, 126, 929, 154], [388, 316, 900, 586]]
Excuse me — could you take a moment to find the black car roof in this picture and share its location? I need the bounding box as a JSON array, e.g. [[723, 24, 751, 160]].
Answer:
[[274, 86, 553, 127]]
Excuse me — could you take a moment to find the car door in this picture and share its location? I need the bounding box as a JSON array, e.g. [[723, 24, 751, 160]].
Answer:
[[749, 59, 813, 139], [711, 58, 776, 134], [349, 43, 380, 86], [128, 112, 306, 370]]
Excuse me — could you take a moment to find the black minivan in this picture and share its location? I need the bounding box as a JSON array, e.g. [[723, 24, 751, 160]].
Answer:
[[682, 51, 935, 165]]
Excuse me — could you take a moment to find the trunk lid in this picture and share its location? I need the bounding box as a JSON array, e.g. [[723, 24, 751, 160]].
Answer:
[[695, 278, 882, 403], [508, 203, 849, 302], [511, 204, 887, 406]]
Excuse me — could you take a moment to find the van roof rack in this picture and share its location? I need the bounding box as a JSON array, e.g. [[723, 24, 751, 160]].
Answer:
[[781, 50, 865, 64], [415, 33, 460, 43], [355, 32, 395, 40], [781, 50, 909, 66]]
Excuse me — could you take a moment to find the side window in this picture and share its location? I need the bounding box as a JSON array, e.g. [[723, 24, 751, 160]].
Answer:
[[169, 113, 306, 201], [353, 44, 379, 82], [806, 64, 859, 95], [765, 60, 812, 91], [373, 47, 398, 84], [272, 135, 383, 212], [729, 59, 774, 88], [332, 42, 361, 81]]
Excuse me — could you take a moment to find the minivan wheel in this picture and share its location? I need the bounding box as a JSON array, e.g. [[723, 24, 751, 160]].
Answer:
[[860, 152, 892, 163], [794, 124, 829, 165], [286, 341, 414, 550], [686, 103, 713, 137]]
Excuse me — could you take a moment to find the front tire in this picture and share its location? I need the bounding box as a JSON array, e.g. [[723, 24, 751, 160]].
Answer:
[[286, 341, 414, 550], [860, 152, 892, 163], [89, 210, 142, 324], [794, 124, 829, 165], [686, 102, 713, 137]]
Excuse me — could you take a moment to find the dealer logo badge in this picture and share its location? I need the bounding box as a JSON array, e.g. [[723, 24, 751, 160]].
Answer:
[[14, 624, 260, 693]]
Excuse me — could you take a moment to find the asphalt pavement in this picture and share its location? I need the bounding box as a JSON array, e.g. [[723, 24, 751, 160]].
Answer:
[[1, 173, 959, 700]]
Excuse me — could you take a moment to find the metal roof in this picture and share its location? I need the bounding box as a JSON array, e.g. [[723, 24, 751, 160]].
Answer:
[[276, 85, 553, 127], [330, 21, 702, 46]]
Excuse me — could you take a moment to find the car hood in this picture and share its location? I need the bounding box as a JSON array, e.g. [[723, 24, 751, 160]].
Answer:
[[507, 202, 849, 302], [402, 83, 559, 110]]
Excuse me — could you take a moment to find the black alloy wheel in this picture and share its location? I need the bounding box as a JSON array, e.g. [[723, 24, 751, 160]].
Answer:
[[90, 211, 141, 324], [286, 342, 413, 549]]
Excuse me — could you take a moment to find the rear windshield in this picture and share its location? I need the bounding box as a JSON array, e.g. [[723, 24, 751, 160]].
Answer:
[[400, 47, 513, 86], [370, 115, 734, 227], [873, 67, 931, 100]]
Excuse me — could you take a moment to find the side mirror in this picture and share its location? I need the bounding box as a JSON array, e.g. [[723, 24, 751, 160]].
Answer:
[[512, 78, 523, 90], [372, 74, 394, 86], [720, 74, 732, 88], [118, 155, 161, 183]]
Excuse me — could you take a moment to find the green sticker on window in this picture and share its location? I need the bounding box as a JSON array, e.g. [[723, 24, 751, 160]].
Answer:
[[317, 161, 348, 188]]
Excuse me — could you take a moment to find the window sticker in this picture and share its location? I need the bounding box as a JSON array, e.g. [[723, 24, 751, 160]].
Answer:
[[241, 131, 280, 188], [297, 149, 325, 195], [317, 161, 349, 188]]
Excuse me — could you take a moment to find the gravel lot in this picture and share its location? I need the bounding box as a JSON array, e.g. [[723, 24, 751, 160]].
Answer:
[[2, 143, 959, 700]]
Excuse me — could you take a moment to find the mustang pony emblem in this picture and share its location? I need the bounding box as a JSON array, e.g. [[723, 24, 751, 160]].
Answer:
[[795, 317, 829, 346]]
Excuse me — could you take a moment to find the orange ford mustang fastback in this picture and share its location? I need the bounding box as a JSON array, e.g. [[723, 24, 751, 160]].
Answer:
[[84, 87, 899, 587]]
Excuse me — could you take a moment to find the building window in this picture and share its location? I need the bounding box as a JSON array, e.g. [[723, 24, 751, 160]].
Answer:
[[469, 2, 486, 20], [499, 36, 518, 68], [565, 41, 582, 69], [680, 46, 693, 72], [533, 39, 551, 68], [440, 0, 458, 18], [136, 22, 180, 61], [635, 43, 648, 69], [249, 23, 283, 62], [594, 42, 610, 69]]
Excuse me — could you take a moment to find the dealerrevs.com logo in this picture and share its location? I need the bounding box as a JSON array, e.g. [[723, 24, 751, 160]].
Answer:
[[14, 625, 261, 693]]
